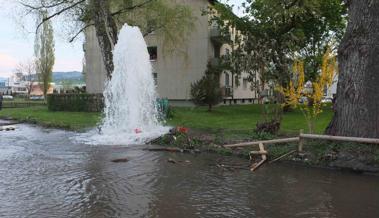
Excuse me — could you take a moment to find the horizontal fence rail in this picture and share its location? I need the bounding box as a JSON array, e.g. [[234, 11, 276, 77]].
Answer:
[[300, 133, 379, 144], [224, 137, 300, 148]]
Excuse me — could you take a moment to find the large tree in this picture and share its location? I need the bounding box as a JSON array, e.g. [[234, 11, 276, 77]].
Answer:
[[20, 0, 195, 79], [326, 1, 379, 138], [35, 10, 55, 98]]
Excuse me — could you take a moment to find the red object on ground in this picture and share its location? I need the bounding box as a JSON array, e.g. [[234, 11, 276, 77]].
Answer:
[[134, 128, 142, 134], [176, 126, 189, 134]]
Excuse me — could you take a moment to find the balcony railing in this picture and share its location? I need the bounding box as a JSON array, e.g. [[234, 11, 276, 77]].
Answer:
[[210, 57, 220, 67], [210, 27, 230, 45]]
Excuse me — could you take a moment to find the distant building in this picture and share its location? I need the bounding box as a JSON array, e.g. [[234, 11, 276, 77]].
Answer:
[[6, 73, 29, 95], [325, 74, 338, 98], [84, 0, 259, 105], [29, 82, 54, 96]]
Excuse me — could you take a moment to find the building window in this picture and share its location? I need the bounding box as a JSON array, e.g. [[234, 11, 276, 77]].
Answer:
[[225, 73, 230, 87], [147, 46, 157, 61], [243, 78, 248, 90]]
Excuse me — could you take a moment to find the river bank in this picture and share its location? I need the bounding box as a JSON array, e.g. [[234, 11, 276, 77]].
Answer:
[[152, 129, 379, 175]]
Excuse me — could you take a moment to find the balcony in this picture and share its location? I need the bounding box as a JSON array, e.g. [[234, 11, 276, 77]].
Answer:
[[210, 57, 221, 67], [210, 27, 230, 46]]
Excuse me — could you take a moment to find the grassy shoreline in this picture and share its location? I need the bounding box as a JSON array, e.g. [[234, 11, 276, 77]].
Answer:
[[0, 106, 100, 131]]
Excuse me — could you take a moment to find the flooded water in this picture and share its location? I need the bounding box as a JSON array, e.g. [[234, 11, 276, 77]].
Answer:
[[0, 122, 379, 218]]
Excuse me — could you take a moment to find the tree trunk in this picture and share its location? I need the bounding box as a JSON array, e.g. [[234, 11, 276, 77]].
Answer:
[[326, 0, 379, 138], [91, 0, 118, 79]]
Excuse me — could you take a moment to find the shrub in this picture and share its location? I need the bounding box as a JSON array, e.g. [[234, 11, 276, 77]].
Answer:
[[190, 62, 222, 111], [47, 93, 103, 112], [255, 119, 281, 135], [255, 104, 282, 135]]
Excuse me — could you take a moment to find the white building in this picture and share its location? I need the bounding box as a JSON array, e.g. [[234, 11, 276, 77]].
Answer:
[[84, 0, 259, 106]]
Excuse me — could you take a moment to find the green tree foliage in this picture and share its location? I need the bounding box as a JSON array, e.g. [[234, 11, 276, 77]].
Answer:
[[34, 10, 55, 98], [191, 63, 223, 112], [246, 0, 346, 84], [209, 0, 346, 86]]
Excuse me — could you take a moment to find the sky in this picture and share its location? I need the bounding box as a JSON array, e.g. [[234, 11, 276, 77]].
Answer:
[[0, 0, 244, 78]]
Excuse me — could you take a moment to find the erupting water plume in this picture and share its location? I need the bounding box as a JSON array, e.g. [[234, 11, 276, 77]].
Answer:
[[78, 24, 169, 145]]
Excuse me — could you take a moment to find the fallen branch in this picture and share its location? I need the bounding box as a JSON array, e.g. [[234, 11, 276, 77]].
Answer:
[[0, 126, 16, 131], [269, 150, 296, 164], [216, 164, 249, 170], [111, 158, 129, 163], [145, 147, 190, 153], [0, 122, 19, 126]]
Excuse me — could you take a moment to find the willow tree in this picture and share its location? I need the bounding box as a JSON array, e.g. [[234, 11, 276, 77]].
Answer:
[[20, 0, 195, 78], [34, 10, 55, 98], [326, 1, 379, 138]]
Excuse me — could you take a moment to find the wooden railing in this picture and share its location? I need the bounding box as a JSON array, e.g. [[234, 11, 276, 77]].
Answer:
[[223, 130, 379, 171]]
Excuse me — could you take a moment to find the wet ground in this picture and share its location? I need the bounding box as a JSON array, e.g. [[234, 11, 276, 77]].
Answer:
[[0, 121, 379, 218]]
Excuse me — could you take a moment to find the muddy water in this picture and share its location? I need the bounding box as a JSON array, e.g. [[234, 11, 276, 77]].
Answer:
[[0, 122, 378, 218]]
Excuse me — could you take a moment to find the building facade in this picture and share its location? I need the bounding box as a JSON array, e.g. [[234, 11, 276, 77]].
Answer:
[[84, 0, 258, 105]]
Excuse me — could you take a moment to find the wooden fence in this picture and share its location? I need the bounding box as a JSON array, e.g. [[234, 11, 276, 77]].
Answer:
[[223, 130, 379, 171]]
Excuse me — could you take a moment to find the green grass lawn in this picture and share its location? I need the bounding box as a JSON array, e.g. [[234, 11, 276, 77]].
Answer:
[[168, 104, 333, 135], [0, 106, 100, 131], [0, 104, 333, 135]]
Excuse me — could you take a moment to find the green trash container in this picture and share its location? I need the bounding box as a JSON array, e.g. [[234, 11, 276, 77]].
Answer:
[[156, 98, 170, 120]]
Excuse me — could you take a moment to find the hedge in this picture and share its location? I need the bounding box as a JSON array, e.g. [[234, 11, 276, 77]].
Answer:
[[47, 93, 104, 112]]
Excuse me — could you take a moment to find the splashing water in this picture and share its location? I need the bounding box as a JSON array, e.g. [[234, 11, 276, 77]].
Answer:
[[78, 24, 169, 145]]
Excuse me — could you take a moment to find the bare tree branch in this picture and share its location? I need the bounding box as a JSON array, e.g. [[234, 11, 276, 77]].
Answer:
[[69, 22, 94, 42], [18, 0, 69, 10], [143, 24, 165, 37], [111, 0, 155, 17], [33, 0, 86, 33]]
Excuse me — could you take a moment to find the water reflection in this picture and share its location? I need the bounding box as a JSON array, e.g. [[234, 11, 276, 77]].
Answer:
[[0, 122, 378, 218]]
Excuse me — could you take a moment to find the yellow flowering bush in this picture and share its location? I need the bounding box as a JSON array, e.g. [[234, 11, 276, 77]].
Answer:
[[283, 47, 337, 133]]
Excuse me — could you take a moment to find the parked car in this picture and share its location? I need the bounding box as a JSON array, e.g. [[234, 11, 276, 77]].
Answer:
[[3, 95, 13, 100], [299, 96, 308, 104], [30, 96, 44, 100], [321, 97, 333, 103]]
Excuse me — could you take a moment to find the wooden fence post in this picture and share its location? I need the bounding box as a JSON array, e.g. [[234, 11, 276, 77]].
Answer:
[[298, 129, 304, 152]]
